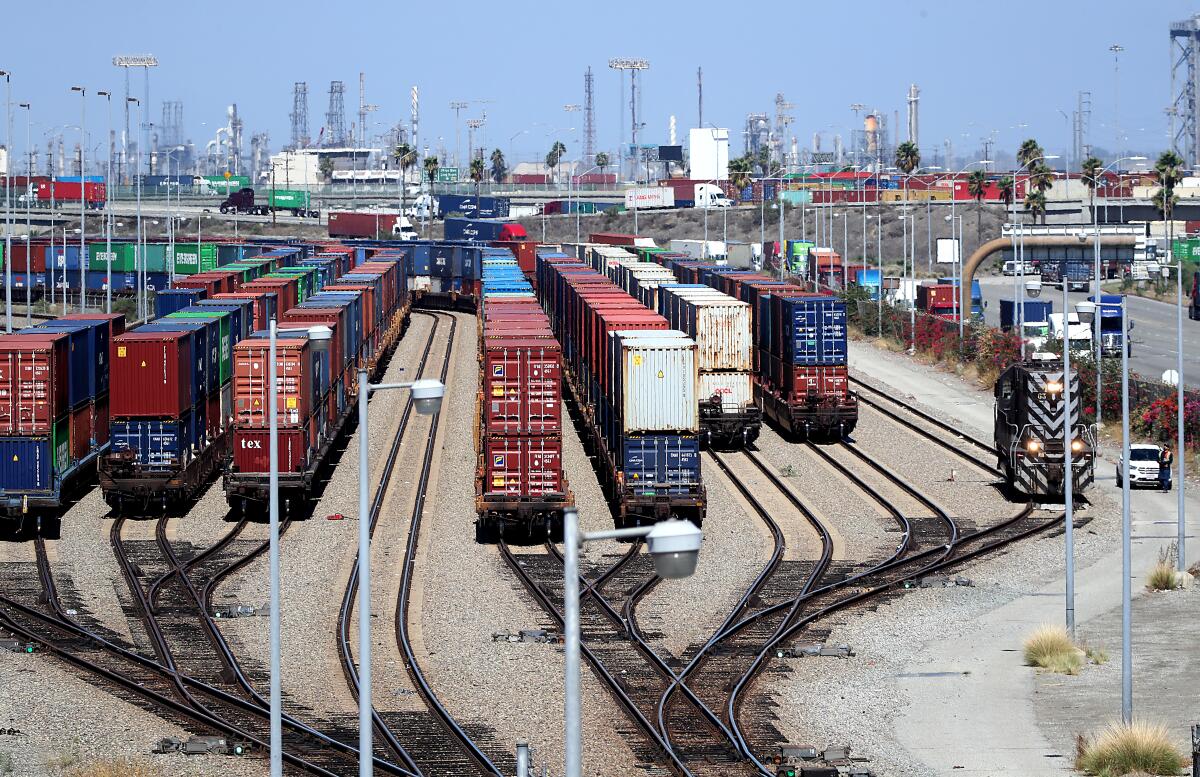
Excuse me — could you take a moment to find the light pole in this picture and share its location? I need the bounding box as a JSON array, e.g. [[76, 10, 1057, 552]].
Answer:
[[267, 321, 333, 777], [96, 90, 113, 313], [1010, 155, 1059, 335], [875, 213, 883, 335], [561, 508, 702, 777], [128, 98, 143, 318], [355, 371, 445, 777], [70, 86, 86, 312], [18, 101, 30, 322], [572, 165, 601, 242], [1086, 157, 1146, 429], [1116, 293, 1132, 724], [3, 69, 12, 332]]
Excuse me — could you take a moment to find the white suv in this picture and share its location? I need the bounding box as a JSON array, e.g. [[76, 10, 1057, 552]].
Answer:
[[1117, 444, 1164, 488]]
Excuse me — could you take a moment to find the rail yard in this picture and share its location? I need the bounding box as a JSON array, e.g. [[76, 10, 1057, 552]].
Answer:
[[6, 7, 1200, 776]]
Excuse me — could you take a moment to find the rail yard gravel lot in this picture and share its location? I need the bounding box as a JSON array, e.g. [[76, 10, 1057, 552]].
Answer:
[[218, 312, 437, 724], [0, 644, 262, 777], [768, 340, 1186, 775], [52, 493, 137, 645], [419, 312, 642, 777], [637, 458, 773, 658]]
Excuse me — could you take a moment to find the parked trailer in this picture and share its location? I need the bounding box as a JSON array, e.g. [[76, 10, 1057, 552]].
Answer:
[[993, 358, 1094, 498], [219, 188, 319, 218], [34, 180, 106, 209]]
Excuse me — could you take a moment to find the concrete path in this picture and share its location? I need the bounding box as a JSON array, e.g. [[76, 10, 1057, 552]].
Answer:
[[850, 343, 1200, 775]]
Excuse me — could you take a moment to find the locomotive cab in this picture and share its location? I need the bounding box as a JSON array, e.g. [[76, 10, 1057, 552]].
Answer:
[[994, 358, 1095, 499]]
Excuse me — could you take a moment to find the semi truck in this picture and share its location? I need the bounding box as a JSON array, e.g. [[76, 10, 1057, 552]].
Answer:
[[1048, 312, 1093, 355], [443, 217, 528, 242], [1087, 293, 1131, 356], [656, 180, 735, 208], [1000, 299, 1053, 352], [327, 211, 419, 240], [218, 188, 319, 218], [1045, 259, 1091, 291], [435, 194, 510, 219]]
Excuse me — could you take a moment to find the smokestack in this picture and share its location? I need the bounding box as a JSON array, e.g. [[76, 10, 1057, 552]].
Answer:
[[906, 84, 919, 146]]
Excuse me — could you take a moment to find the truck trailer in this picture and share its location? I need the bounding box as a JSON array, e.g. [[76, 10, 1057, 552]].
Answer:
[[219, 188, 318, 218]]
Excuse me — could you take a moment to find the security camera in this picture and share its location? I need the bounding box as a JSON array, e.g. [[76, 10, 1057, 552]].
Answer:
[[645, 519, 703, 579], [410, 378, 445, 416], [1075, 300, 1096, 324], [1025, 278, 1042, 298]]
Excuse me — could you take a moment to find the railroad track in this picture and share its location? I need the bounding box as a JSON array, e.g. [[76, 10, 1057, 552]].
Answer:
[[337, 310, 504, 777]]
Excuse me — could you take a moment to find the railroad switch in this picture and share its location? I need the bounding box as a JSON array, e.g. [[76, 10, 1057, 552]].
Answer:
[[0, 638, 35, 653], [154, 735, 250, 756], [492, 629, 561, 644], [212, 604, 267, 619], [906, 575, 973, 589], [774, 643, 853, 659]]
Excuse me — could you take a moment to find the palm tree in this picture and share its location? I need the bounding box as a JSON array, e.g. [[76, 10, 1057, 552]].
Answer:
[[470, 157, 485, 211], [1016, 138, 1043, 169], [1081, 156, 1103, 222], [1155, 150, 1185, 272], [998, 176, 1015, 209], [318, 156, 335, 184], [595, 151, 609, 178], [489, 148, 507, 184], [967, 169, 988, 245], [894, 141, 920, 175], [546, 140, 567, 182], [423, 155, 439, 192], [728, 155, 753, 194], [393, 143, 416, 216], [1023, 190, 1047, 224]]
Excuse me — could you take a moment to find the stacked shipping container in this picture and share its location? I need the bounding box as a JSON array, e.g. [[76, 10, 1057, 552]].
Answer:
[[535, 244, 705, 528], [475, 254, 573, 539]]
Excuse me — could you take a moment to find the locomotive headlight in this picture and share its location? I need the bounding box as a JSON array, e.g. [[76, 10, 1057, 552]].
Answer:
[[1071, 439, 1084, 453], [1026, 439, 1042, 454], [1044, 381, 1063, 395]]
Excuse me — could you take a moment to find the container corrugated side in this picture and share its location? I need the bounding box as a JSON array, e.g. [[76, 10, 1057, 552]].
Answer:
[[698, 371, 753, 411], [661, 288, 752, 372], [611, 331, 698, 433]]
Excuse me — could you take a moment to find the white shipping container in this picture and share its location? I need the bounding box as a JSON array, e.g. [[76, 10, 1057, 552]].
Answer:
[[625, 187, 675, 210], [698, 371, 753, 412], [661, 287, 753, 372], [611, 331, 698, 433], [669, 238, 728, 260]]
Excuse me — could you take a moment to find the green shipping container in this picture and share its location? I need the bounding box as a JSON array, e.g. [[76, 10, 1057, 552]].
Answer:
[[267, 189, 311, 209], [200, 175, 251, 195], [88, 243, 138, 272], [171, 243, 219, 275], [267, 270, 313, 303], [167, 310, 232, 385], [780, 190, 813, 205]]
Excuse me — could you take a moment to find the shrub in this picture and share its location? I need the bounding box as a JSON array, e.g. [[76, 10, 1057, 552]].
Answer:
[[1147, 544, 1183, 591], [1076, 720, 1186, 776], [1023, 624, 1083, 673]]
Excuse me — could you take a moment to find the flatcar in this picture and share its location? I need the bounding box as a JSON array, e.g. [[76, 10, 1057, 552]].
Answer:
[[994, 358, 1095, 497]]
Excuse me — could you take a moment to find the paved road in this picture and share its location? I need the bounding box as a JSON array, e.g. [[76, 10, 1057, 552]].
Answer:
[[976, 275, 1200, 386]]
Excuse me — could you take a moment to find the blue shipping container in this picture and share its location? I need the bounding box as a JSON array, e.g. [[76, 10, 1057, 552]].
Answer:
[[32, 319, 110, 399], [0, 437, 55, 491], [776, 296, 848, 366], [436, 194, 510, 219], [110, 416, 193, 468], [17, 323, 94, 408], [620, 434, 702, 495], [156, 288, 206, 318]]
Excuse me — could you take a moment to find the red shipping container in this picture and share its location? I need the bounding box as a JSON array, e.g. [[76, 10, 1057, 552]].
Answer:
[[916, 284, 957, 312], [484, 435, 565, 497], [493, 240, 536, 276], [588, 233, 642, 247], [69, 403, 92, 461], [171, 275, 221, 299], [110, 331, 194, 419], [481, 338, 562, 436], [776, 364, 849, 402], [281, 309, 345, 374], [233, 338, 317, 427], [8, 242, 47, 273], [324, 284, 376, 336], [0, 334, 70, 434], [233, 427, 312, 474], [213, 291, 277, 332], [94, 394, 110, 448]]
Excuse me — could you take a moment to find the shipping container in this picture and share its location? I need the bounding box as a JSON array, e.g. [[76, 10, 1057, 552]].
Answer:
[[110, 331, 194, 419], [480, 337, 562, 436], [609, 331, 698, 434], [0, 335, 69, 435], [436, 194, 510, 219], [170, 243, 219, 275], [443, 218, 528, 242], [483, 436, 565, 497]]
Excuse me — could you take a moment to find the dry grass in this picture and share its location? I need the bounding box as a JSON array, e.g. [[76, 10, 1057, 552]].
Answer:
[[1023, 624, 1085, 674], [1076, 720, 1187, 776], [63, 758, 164, 777], [1147, 544, 1184, 592]]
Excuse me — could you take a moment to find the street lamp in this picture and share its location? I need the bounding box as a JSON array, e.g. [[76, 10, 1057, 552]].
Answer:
[[96, 90, 113, 313], [2, 69, 10, 333], [70, 86, 86, 312], [1010, 155, 1060, 334], [127, 97, 143, 318], [355, 371, 444, 777], [570, 165, 602, 242], [266, 322, 333, 777], [562, 509, 702, 777], [17, 101, 30, 323]]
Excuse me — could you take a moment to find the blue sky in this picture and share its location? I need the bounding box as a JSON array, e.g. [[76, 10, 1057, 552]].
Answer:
[[3, 1, 1197, 168]]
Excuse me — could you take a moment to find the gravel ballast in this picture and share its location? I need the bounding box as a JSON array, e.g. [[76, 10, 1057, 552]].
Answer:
[[418, 313, 642, 776]]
